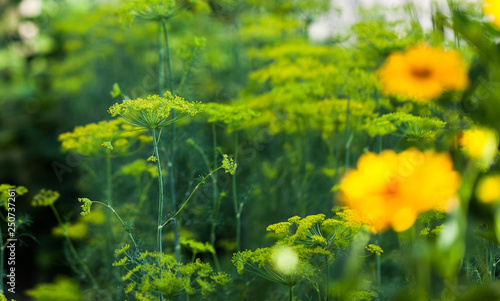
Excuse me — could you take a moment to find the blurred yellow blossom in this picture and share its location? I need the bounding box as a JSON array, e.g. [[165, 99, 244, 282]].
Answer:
[[378, 44, 469, 101], [459, 127, 498, 168], [59, 119, 145, 156], [476, 175, 500, 204], [52, 222, 88, 240], [340, 149, 460, 232], [484, 0, 500, 28]]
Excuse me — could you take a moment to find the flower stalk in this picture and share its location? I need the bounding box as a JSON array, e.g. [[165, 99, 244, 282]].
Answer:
[[50, 204, 99, 289]]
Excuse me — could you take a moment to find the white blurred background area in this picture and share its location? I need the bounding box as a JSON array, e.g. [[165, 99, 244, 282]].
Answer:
[[309, 0, 482, 41]]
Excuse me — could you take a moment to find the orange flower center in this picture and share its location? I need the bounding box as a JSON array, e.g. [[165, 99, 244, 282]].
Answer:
[[383, 177, 400, 197], [411, 67, 432, 79]]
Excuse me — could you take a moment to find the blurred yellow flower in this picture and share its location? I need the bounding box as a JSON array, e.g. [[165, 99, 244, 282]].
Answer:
[[459, 127, 498, 167], [476, 175, 500, 204], [484, 0, 500, 28], [377, 44, 469, 101], [340, 149, 460, 232]]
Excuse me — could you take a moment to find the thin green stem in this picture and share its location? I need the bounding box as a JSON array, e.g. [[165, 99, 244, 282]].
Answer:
[[162, 19, 181, 263], [160, 166, 223, 229], [49, 204, 98, 289], [104, 154, 120, 300], [187, 136, 221, 270], [178, 47, 198, 93], [326, 255, 330, 301], [92, 201, 137, 248], [233, 131, 241, 252], [0, 225, 4, 294], [344, 97, 351, 173], [152, 128, 164, 254], [158, 22, 166, 94], [153, 127, 165, 301], [210, 123, 221, 271], [162, 20, 174, 93], [289, 285, 293, 301], [375, 91, 382, 153]]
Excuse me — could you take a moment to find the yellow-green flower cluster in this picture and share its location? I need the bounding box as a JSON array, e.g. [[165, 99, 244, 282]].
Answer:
[[32, 189, 60, 207], [112, 257, 128, 267], [180, 238, 215, 255], [234, 211, 364, 288], [222, 154, 237, 175], [202, 103, 259, 131], [58, 119, 147, 156], [118, 251, 229, 299], [117, 0, 203, 25], [115, 244, 131, 255], [267, 214, 327, 244], [0, 184, 27, 208], [108, 92, 202, 129], [267, 211, 362, 252], [366, 244, 383, 256], [232, 245, 315, 287], [78, 198, 92, 216]]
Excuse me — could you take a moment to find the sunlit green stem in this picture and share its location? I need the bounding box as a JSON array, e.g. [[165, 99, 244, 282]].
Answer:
[[92, 201, 137, 248], [49, 204, 98, 289], [160, 166, 223, 229]]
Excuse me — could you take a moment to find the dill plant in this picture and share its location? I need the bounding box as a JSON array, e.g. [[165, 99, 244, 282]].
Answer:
[[233, 210, 366, 300], [200, 103, 259, 253], [31, 190, 99, 290], [105, 92, 202, 255], [19, 0, 500, 300]]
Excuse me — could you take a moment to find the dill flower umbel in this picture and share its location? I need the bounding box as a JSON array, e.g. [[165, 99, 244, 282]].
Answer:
[[484, 0, 500, 28], [377, 44, 469, 101], [108, 92, 202, 129], [340, 149, 460, 232]]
